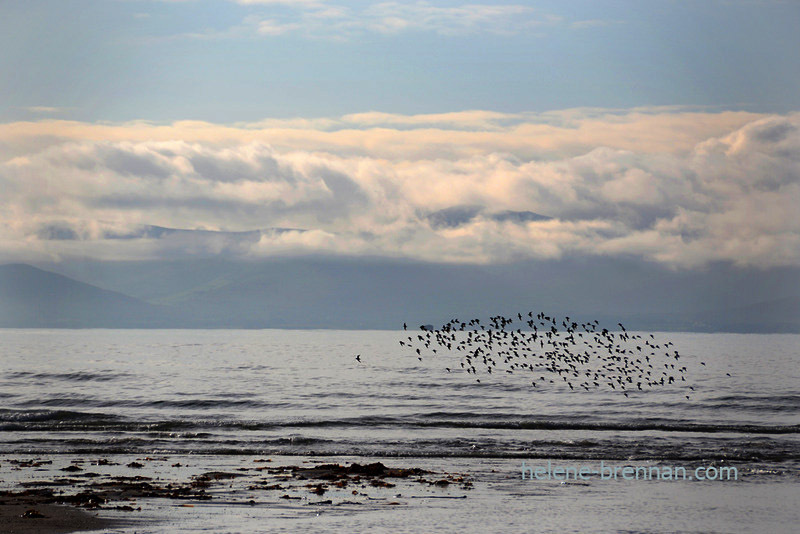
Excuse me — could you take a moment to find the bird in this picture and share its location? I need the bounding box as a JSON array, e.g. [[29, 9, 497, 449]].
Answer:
[[355, 354, 361, 363], [388, 310, 704, 399]]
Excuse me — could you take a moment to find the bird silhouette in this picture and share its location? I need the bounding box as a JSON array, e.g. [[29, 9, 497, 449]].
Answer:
[[388, 311, 702, 399]]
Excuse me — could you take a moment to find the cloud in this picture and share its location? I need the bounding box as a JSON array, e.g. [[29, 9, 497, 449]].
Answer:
[[182, 2, 560, 40], [0, 109, 798, 268], [23, 106, 70, 115], [569, 19, 624, 30], [360, 2, 553, 36], [235, 0, 325, 5], [0, 107, 763, 160], [252, 18, 300, 35]]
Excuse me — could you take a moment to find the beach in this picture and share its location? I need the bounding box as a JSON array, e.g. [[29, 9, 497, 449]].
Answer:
[[2, 454, 798, 533]]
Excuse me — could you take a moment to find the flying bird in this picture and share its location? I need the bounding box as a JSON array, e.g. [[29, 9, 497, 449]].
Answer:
[[388, 311, 703, 399]]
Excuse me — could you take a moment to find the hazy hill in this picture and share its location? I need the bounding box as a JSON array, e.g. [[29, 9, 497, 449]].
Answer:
[[3, 258, 797, 331], [698, 296, 800, 333], [0, 263, 171, 327]]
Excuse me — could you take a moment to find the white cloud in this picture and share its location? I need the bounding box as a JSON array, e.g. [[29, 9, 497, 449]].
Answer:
[[256, 18, 303, 35], [23, 106, 70, 114], [0, 109, 797, 268], [235, 0, 325, 5], [361, 2, 550, 36], [185, 2, 560, 40], [569, 19, 624, 30], [1, 107, 763, 160]]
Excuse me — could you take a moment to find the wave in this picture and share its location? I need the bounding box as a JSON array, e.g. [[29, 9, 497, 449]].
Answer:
[[702, 394, 800, 413], [1, 410, 797, 435], [0, 409, 118, 423], [1, 436, 798, 463], [3, 371, 133, 382]]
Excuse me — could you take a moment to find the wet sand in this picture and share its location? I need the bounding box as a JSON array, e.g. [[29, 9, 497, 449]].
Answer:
[[0, 456, 473, 533], [0, 502, 120, 534], [1, 454, 797, 533]]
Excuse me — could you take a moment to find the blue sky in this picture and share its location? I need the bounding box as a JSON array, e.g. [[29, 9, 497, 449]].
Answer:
[[2, 0, 799, 122], [1, 1, 799, 269]]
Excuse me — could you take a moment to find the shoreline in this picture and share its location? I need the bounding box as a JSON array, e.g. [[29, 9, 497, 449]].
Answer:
[[0, 454, 475, 534], [2, 453, 798, 533], [0, 502, 123, 534]]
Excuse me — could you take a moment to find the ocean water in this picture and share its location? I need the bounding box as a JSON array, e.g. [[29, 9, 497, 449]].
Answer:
[[0, 329, 798, 533]]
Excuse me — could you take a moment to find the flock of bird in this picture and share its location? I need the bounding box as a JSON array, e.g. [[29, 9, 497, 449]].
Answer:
[[362, 312, 703, 399]]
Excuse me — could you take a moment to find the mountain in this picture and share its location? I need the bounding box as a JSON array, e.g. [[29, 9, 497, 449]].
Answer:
[[696, 296, 800, 332], [0, 263, 171, 327], [4, 258, 798, 331]]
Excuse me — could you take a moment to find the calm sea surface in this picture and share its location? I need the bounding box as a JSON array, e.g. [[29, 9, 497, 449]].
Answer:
[[0, 329, 798, 533], [1, 329, 797, 461]]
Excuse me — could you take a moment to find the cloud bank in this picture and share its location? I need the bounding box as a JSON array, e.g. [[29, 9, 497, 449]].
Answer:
[[1, 108, 797, 268]]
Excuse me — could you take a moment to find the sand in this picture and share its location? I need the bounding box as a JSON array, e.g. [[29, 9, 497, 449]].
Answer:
[[0, 456, 471, 533], [0, 502, 120, 534], [1, 454, 797, 533]]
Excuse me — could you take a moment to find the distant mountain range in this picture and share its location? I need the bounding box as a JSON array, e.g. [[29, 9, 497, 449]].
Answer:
[[1, 260, 798, 331], [0, 263, 169, 328]]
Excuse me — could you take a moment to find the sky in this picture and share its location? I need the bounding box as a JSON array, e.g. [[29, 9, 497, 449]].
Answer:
[[1, 0, 799, 270]]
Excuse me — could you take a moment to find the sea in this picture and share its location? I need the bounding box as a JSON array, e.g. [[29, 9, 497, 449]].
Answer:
[[0, 329, 798, 533]]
